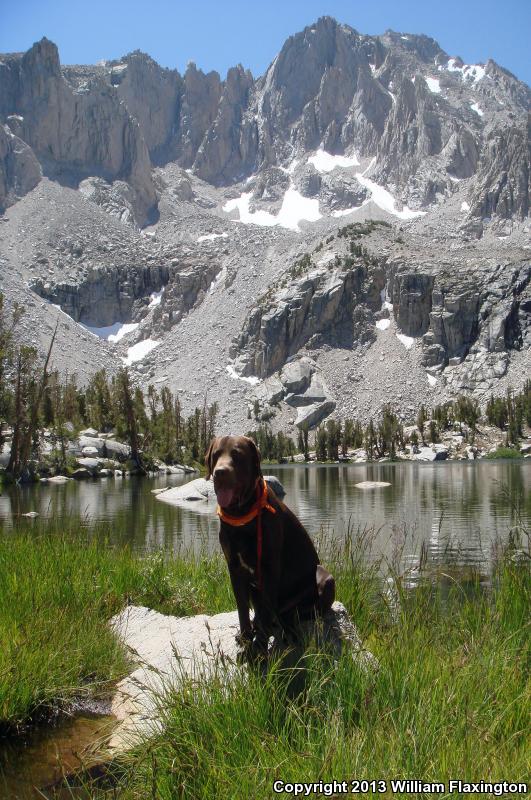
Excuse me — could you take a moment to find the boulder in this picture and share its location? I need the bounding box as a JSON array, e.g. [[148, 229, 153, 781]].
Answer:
[[72, 468, 92, 480], [295, 399, 336, 430], [157, 475, 286, 512], [79, 436, 105, 452], [280, 359, 313, 394], [285, 373, 329, 407], [414, 445, 448, 462], [109, 601, 377, 752], [79, 428, 99, 438], [254, 375, 286, 405], [76, 457, 100, 470], [104, 440, 131, 460], [262, 474, 286, 499]]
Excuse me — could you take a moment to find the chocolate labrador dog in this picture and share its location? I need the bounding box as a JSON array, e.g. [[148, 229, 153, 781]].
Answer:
[[205, 434, 335, 655]]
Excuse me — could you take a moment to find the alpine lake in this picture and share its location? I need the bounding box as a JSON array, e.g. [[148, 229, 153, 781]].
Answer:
[[0, 458, 529, 798], [2, 459, 529, 577]]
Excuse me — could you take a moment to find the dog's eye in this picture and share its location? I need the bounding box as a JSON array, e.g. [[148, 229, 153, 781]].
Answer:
[[231, 449, 240, 461]]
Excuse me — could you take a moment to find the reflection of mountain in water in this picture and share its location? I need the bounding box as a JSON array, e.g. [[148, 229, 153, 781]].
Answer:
[[0, 462, 529, 575]]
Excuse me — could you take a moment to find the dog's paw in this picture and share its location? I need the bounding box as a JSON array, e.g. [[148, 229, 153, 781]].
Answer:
[[235, 630, 253, 648]]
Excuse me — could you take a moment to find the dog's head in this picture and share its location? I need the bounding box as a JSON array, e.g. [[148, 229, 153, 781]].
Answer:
[[205, 435, 262, 510]]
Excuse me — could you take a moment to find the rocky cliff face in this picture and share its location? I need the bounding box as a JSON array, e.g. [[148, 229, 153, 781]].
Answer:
[[0, 39, 157, 225], [0, 123, 41, 212], [31, 263, 170, 327], [1, 22, 529, 225], [388, 259, 531, 386], [0, 20, 529, 436], [230, 233, 386, 378]]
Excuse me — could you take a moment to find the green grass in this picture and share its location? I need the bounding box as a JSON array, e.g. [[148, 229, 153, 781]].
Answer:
[[485, 446, 523, 459], [0, 525, 233, 733], [99, 541, 530, 800], [1, 524, 529, 798]]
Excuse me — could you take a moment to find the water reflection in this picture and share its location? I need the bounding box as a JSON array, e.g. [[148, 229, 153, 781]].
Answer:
[[0, 462, 529, 576]]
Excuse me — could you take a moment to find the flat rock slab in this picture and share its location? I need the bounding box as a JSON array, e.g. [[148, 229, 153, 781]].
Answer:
[[42, 475, 72, 483], [355, 481, 391, 489], [156, 475, 286, 513], [156, 477, 216, 514], [108, 601, 377, 753]]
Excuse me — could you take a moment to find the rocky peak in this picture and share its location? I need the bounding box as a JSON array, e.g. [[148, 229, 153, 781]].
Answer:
[[21, 37, 61, 79], [116, 51, 181, 164], [380, 30, 447, 64]]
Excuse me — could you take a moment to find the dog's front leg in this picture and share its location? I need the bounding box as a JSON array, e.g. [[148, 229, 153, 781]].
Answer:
[[220, 528, 253, 643], [229, 566, 253, 644], [252, 524, 284, 652]]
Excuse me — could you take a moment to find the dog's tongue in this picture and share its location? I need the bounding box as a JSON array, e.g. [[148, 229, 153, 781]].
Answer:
[[216, 486, 235, 509]]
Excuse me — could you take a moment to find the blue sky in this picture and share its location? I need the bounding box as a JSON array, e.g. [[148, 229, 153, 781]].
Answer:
[[2, 0, 530, 86]]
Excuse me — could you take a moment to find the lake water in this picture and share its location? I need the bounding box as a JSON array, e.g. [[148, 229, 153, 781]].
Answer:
[[1, 459, 529, 797], [1, 460, 529, 579]]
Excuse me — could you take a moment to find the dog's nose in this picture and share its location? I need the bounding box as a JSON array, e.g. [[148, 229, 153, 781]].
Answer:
[[213, 465, 229, 478]]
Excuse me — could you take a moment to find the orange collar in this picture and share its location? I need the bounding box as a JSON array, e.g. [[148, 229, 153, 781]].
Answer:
[[217, 477, 276, 592], [216, 477, 276, 526]]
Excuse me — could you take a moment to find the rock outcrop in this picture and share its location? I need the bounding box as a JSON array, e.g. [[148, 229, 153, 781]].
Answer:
[[0, 123, 41, 212], [389, 259, 531, 385], [31, 263, 170, 327], [109, 602, 377, 751], [0, 39, 157, 226], [231, 257, 385, 378], [2, 23, 530, 222]]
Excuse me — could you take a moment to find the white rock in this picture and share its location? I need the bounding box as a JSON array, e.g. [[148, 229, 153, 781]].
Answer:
[[355, 481, 391, 489], [108, 602, 377, 753]]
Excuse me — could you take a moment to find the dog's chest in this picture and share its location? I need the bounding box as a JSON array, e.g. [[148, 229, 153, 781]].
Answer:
[[228, 527, 258, 574]]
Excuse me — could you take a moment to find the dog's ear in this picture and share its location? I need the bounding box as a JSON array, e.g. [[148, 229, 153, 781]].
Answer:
[[244, 436, 262, 479], [204, 438, 217, 479]]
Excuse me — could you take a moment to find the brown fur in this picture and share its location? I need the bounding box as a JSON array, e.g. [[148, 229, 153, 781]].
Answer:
[[206, 435, 335, 651]]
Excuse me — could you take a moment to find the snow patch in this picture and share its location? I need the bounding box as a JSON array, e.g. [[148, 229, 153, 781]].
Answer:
[[376, 319, 391, 331], [308, 148, 360, 173], [426, 77, 441, 94], [223, 186, 321, 232], [355, 172, 426, 220], [81, 321, 139, 342], [148, 290, 164, 308], [197, 232, 229, 242], [278, 159, 299, 176], [427, 374, 438, 387], [396, 333, 415, 350], [208, 266, 228, 294], [461, 201, 470, 212], [122, 339, 160, 366], [470, 102, 484, 117], [226, 364, 261, 386], [446, 59, 486, 84], [331, 206, 361, 218]]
